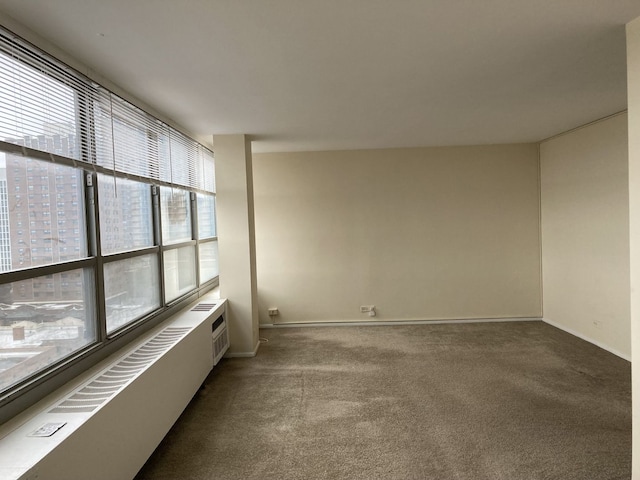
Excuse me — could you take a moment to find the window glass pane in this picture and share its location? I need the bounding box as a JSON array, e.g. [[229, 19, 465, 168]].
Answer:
[[0, 268, 95, 391], [160, 188, 191, 244], [0, 153, 86, 270], [98, 175, 153, 255], [164, 246, 196, 302], [197, 193, 216, 239], [0, 50, 80, 159], [0, 30, 220, 403], [104, 254, 160, 333], [199, 240, 219, 283]]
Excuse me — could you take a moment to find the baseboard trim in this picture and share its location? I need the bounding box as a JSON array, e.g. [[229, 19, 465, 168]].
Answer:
[[542, 318, 631, 361], [260, 317, 542, 329], [224, 339, 261, 358]]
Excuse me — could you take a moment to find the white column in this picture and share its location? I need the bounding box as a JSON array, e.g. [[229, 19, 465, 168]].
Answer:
[[214, 134, 259, 356], [627, 15, 640, 478]]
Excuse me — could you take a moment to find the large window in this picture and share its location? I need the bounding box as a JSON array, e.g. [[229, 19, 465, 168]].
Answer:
[[0, 268, 95, 392], [161, 187, 196, 303], [0, 153, 96, 392], [197, 193, 219, 282], [161, 188, 192, 245], [97, 174, 153, 255], [97, 174, 160, 334], [0, 27, 218, 412], [104, 254, 160, 333]]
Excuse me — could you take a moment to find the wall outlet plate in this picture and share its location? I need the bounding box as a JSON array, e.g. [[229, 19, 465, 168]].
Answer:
[[360, 305, 375, 313], [268, 308, 279, 316]]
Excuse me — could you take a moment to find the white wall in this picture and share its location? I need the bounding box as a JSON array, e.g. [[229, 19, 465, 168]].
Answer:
[[540, 113, 630, 359], [626, 15, 640, 478], [253, 144, 541, 324], [215, 135, 259, 356]]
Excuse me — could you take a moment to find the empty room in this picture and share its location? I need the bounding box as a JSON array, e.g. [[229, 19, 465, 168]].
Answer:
[[0, 1, 640, 480]]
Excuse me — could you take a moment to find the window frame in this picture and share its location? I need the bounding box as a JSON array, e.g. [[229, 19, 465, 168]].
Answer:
[[0, 26, 218, 422], [195, 192, 219, 284]]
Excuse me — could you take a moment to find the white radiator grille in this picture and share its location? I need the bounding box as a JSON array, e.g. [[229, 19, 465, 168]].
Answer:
[[212, 326, 229, 365], [191, 303, 217, 312], [48, 327, 191, 414], [0, 296, 226, 480]]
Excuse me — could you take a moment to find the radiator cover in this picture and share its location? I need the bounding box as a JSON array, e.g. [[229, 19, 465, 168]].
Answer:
[[0, 296, 227, 480]]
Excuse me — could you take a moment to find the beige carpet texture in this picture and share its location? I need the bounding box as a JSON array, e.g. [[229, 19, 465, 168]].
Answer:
[[135, 321, 631, 480]]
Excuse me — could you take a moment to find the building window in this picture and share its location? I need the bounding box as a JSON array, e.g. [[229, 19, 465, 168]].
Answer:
[[160, 188, 192, 245], [197, 193, 219, 282], [0, 26, 218, 418]]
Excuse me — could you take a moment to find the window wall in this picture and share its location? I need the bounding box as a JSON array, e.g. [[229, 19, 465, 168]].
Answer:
[[0, 27, 218, 407]]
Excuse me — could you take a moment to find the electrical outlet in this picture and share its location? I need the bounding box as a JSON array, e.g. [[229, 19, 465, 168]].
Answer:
[[268, 308, 279, 316], [360, 305, 375, 313]]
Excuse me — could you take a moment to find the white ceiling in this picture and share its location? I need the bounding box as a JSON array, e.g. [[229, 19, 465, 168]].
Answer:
[[0, 0, 639, 153]]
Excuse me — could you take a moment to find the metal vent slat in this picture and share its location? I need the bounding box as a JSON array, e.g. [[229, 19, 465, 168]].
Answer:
[[71, 391, 112, 397], [49, 327, 191, 414], [191, 303, 216, 312], [212, 324, 229, 366], [81, 385, 120, 391]]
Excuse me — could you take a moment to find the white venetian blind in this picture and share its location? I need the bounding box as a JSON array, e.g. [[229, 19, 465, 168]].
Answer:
[[0, 27, 215, 192], [0, 29, 82, 159], [200, 147, 216, 193], [93, 89, 168, 181]]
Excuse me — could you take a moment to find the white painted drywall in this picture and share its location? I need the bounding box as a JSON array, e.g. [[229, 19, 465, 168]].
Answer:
[[214, 135, 259, 356], [626, 15, 640, 479], [252, 144, 541, 324], [540, 113, 630, 359]]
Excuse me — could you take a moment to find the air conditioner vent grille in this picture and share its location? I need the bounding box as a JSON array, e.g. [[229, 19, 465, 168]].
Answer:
[[212, 325, 229, 366], [48, 327, 191, 414], [191, 303, 216, 312]]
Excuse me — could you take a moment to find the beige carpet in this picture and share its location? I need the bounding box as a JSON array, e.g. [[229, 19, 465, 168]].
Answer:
[[135, 321, 631, 480]]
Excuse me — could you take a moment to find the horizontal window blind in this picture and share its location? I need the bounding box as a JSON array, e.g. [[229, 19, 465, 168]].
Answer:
[[0, 30, 82, 160], [0, 27, 214, 192], [167, 127, 197, 188], [93, 89, 167, 181], [200, 147, 216, 193]]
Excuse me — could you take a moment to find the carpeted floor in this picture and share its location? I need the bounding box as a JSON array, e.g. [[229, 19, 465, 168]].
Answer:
[[135, 321, 631, 480]]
